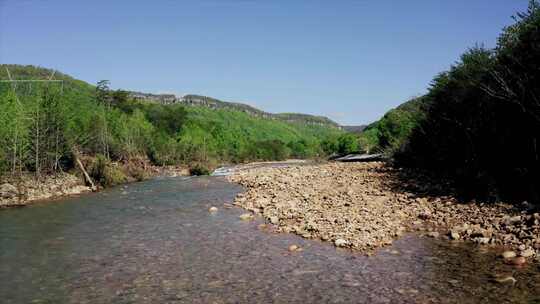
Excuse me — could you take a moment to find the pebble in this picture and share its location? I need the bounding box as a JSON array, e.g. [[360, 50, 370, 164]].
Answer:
[[501, 251, 517, 259], [449, 231, 460, 240], [520, 248, 535, 258], [269, 216, 279, 225], [208, 206, 218, 212], [239, 213, 254, 221], [475, 237, 490, 244], [334, 239, 348, 247], [288, 244, 299, 252], [426, 232, 439, 238]]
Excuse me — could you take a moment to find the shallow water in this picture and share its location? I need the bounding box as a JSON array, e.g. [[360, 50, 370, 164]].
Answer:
[[1, 176, 540, 303]]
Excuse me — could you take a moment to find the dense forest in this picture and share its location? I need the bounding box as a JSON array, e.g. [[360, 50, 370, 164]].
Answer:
[[360, 1, 540, 204], [0, 65, 349, 184]]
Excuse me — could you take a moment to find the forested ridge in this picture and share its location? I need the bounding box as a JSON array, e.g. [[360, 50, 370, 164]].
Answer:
[[357, 1, 540, 204], [0, 64, 348, 184]]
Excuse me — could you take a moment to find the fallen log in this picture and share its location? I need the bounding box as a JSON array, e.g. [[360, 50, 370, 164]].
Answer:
[[71, 148, 97, 191]]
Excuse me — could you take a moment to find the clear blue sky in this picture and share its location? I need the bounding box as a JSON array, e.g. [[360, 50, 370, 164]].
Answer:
[[0, 0, 529, 125]]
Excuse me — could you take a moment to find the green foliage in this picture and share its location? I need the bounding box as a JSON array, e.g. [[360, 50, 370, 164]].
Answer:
[[89, 154, 128, 187], [357, 128, 379, 153], [336, 133, 359, 154], [358, 96, 426, 154], [189, 163, 211, 176], [0, 64, 343, 182], [395, 1, 540, 203]]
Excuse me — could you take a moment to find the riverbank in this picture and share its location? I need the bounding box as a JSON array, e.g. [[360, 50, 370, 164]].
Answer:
[[228, 162, 540, 262], [0, 161, 189, 208]]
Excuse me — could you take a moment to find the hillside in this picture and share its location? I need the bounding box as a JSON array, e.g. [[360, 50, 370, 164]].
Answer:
[[356, 96, 428, 153], [0, 64, 345, 180], [342, 125, 367, 133], [128, 92, 342, 128]]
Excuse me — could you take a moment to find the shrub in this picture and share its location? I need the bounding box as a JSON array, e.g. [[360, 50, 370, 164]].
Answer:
[[89, 154, 128, 187], [189, 163, 211, 176]]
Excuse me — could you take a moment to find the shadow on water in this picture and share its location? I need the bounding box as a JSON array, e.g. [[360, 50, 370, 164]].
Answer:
[[1, 175, 540, 303]]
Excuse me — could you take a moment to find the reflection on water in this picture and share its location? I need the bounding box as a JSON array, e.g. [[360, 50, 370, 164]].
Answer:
[[1, 176, 540, 303]]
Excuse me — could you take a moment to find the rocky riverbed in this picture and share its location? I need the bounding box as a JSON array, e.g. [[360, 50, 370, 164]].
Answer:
[[228, 162, 540, 263]]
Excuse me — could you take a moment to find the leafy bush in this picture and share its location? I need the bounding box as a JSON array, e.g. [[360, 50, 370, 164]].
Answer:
[[336, 134, 359, 154], [189, 163, 211, 176], [89, 154, 128, 187], [395, 1, 540, 203]]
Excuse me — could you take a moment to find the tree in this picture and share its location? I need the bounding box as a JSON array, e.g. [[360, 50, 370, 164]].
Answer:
[[96, 80, 112, 107], [337, 134, 359, 154]]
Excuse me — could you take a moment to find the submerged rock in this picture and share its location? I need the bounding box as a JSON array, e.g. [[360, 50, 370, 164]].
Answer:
[[288, 244, 300, 252], [509, 256, 527, 266], [239, 213, 254, 221]]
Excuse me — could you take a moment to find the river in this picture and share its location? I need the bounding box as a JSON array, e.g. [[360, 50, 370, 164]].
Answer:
[[1, 175, 540, 303]]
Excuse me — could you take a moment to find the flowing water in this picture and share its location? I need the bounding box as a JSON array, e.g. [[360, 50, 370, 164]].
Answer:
[[1, 175, 540, 303]]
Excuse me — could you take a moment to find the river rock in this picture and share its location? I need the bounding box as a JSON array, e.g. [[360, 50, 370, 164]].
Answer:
[[227, 162, 540, 255], [504, 215, 522, 225], [0, 183, 17, 198], [520, 248, 535, 258], [239, 213, 254, 220], [501, 251, 516, 259], [475, 237, 490, 244], [269, 216, 280, 225], [334, 239, 348, 247], [426, 232, 440, 238], [288, 244, 299, 252], [449, 230, 461, 240]]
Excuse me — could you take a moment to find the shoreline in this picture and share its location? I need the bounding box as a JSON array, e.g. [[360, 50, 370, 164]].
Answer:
[[0, 159, 305, 209], [228, 162, 540, 263], [0, 165, 190, 209]]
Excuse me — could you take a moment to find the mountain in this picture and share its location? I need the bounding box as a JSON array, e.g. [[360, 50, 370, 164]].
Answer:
[[342, 125, 367, 133], [0, 64, 341, 129], [128, 92, 342, 129]]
